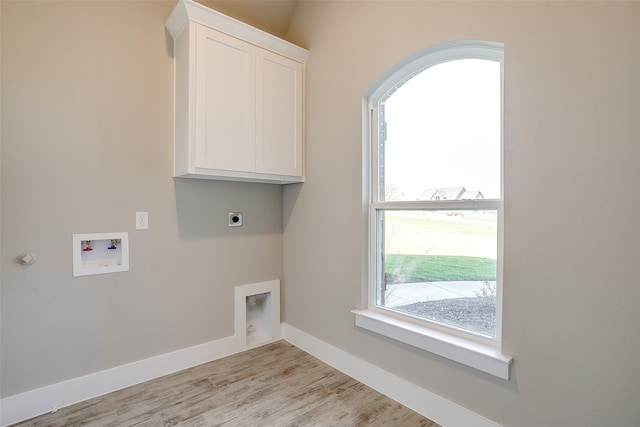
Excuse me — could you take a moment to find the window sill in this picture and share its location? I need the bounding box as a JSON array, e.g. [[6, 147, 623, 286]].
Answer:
[[352, 309, 512, 380]]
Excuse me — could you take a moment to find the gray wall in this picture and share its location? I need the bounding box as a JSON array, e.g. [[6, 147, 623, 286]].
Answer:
[[2, 1, 640, 426], [283, 1, 640, 426], [1, 1, 283, 396]]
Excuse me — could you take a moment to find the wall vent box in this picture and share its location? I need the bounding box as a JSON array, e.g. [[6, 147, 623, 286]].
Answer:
[[72, 232, 129, 277], [235, 279, 280, 349]]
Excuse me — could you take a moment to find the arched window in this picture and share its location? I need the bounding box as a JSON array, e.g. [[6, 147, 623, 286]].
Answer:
[[357, 41, 510, 379]]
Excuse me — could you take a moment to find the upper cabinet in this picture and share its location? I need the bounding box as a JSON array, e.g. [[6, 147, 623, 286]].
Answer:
[[165, 0, 308, 184]]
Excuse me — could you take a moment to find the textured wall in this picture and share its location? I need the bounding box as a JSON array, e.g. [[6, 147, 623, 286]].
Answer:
[[1, 1, 283, 397], [283, 2, 640, 426]]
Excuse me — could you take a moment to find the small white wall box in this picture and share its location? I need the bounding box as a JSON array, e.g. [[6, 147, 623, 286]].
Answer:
[[72, 232, 129, 277], [234, 279, 280, 349]]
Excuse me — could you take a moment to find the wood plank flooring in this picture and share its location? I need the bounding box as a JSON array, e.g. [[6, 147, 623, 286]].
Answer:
[[12, 341, 441, 427]]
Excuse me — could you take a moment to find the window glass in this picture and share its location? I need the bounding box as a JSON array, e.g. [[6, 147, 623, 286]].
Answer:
[[378, 209, 497, 337], [381, 59, 501, 201], [370, 44, 503, 342]]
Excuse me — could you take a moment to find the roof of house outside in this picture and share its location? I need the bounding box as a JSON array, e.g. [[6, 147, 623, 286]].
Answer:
[[417, 187, 484, 200]]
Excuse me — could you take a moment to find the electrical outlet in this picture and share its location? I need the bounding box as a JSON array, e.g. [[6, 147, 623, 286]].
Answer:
[[136, 212, 149, 230], [229, 212, 243, 227]]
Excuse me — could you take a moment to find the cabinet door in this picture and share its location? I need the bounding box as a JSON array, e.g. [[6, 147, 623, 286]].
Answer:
[[255, 50, 303, 177], [195, 25, 255, 173]]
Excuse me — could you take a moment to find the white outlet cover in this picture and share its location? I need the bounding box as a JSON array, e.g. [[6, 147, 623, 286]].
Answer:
[[136, 212, 148, 230]]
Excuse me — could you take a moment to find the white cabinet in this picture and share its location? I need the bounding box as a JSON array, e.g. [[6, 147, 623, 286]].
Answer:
[[166, 0, 308, 184], [256, 50, 304, 177], [194, 25, 255, 174]]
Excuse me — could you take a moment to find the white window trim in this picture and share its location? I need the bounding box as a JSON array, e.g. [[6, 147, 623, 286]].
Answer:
[[352, 309, 512, 380], [357, 40, 512, 380]]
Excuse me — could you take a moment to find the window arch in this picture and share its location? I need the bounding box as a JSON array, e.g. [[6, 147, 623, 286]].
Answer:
[[357, 40, 510, 379]]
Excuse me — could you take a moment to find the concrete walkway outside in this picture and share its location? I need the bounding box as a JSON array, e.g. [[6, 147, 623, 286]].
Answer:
[[384, 281, 491, 307]]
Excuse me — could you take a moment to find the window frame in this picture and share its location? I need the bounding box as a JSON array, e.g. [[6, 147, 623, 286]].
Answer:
[[356, 40, 511, 379]]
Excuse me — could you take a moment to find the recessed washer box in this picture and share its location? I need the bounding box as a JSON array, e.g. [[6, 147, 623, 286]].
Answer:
[[72, 232, 129, 277], [234, 279, 280, 349]]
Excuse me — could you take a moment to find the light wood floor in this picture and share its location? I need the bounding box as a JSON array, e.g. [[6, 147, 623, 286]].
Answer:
[[12, 340, 440, 426]]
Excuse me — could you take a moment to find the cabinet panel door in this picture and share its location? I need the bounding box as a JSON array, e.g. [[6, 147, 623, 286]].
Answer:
[[255, 50, 303, 177], [195, 25, 255, 172]]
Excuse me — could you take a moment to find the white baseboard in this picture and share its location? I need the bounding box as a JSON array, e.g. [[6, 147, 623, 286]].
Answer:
[[0, 335, 238, 427], [281, 323, 502, 427], [2, 324, 500, 427]]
